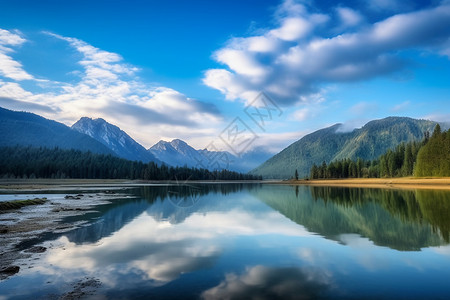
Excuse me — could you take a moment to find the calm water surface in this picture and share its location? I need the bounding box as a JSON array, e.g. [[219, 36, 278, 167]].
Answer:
[[1, 184, 450, 299]]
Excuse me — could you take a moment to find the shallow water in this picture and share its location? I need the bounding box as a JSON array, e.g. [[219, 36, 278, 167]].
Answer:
[[1, 184, 450, 299]]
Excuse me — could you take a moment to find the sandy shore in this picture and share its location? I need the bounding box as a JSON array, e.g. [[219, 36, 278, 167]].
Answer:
[[275, 177, 450, 190]]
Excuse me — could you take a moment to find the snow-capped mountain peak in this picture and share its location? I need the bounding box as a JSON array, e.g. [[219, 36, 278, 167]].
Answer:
[[71, 117, 160, 164], [148, 138, 270, 172]]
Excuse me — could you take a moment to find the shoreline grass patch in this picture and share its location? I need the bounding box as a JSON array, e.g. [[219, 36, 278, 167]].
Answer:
[[0, 198, 47, 211]]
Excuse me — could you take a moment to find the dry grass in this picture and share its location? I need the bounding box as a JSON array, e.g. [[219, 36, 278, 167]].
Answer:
[[279, 177, 450, 190]]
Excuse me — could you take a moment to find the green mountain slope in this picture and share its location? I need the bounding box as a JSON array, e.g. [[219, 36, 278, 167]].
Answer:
[[250, 117, 437, 179]]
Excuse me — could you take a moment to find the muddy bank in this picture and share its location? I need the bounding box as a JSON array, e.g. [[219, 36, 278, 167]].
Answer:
[[0, 179, 133, 192], [0, 188, 134, 281]]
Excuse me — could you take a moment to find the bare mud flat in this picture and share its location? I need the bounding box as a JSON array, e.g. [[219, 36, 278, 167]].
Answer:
[[279, 177, 450, 190], [0, 182, 136, 282], [0, 178, 134, 192]]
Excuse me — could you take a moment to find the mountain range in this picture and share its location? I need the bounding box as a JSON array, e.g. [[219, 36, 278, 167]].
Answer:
[[250, 117, 441, 179], [0, 107, 271, 172], [0, 107, 113, 155], [148, 139, 272, 173], [1, 106, 446, 178]]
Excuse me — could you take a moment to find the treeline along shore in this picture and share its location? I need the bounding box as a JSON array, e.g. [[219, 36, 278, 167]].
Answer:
[[0, 146, 262, 181], [307, 124, 450, 180]]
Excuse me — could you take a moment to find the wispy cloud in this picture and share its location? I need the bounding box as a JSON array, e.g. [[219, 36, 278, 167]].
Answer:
[[251, 130, 310, 153], [44, 32, 139, 79], [203, 1, 450, 106], [336, 7, 364, 30], [422, 112, 450, 124], [290, 107, 310, 121], [0, 96, 60, 114], [0, 30, 223, 148], [0, 29, 34, 81], [391, 100, 411, 112], [350, 101, 378, 116]]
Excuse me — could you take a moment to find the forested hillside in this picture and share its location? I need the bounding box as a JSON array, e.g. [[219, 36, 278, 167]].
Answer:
[[251, 117, 437, 179], [415, 124, 450, 177], [309, 125, 449, 179], [0, 146, 261, 181]]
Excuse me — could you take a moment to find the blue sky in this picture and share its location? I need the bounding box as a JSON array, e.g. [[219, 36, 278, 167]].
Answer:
[[0, 0, 449, 153]]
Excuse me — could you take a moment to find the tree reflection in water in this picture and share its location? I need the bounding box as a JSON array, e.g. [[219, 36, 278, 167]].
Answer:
[[256, 185, 450, 250]]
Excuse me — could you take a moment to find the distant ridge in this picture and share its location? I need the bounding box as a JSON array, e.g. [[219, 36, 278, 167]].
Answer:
[[149, 139, 272, 172], [0, 107, 114, 155], [149, 139, 236, 171], [250, 117, 439, 179]]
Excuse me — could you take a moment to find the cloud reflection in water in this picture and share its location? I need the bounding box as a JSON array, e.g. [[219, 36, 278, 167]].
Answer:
[[202, 265, 332, 300], [44, 206, 310, 287]]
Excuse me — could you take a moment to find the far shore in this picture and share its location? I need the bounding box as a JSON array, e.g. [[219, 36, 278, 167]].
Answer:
[[0, 177, 449, 192], [0, 178, 133, 191], [0, 179, 263, 192], [275, 177, 450, 190]]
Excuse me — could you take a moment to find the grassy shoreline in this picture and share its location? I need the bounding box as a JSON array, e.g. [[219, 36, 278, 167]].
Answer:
[[274, 177, 450, 190], [0, 198, 47, 211]]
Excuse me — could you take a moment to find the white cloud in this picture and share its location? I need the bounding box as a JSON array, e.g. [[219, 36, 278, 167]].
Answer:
[[336, 7, 363, 29], [291, 107, 310, 121], [250, 130, 309, 153], [391, 100, 411, 112], [336, 119, 367, 133], [270, 17, 312, 41], [0, 28, 25, 46], [44, 32, 139, 78], [203, 1, 450, 106], [215, 49, 268, 78], [289, 91, 327, 121], [0, 29, 33, 81], [0, 30, 223, 148], [0, 81, 33, 98], [350, 101, 378, 116], [421, 112, 450, 124]]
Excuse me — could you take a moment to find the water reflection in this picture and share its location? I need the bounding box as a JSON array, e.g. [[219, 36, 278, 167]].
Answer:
[[310, 186, 450, 243], [64, 199, 149, 244], [64, 184, 261, 244], [48, 215, 221, 283], [202, 265, 331, 300], [2, 184, 450, 299], [40, 186, 307, 287], [257, 185, 450, 250]]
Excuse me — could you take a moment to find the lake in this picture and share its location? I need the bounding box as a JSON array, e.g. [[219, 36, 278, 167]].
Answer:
[[1, 183, 450, 299]]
